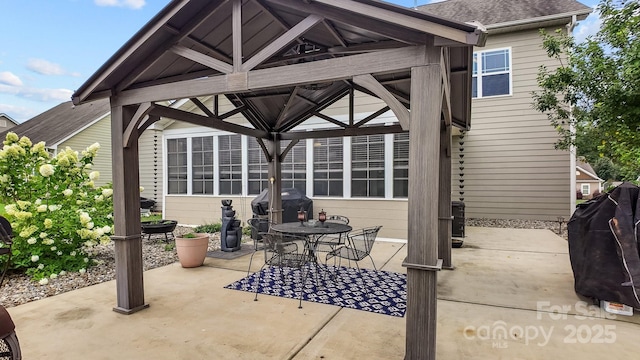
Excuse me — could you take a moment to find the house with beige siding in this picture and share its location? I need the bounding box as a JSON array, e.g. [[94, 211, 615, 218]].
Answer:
[[157, 0, 591, 239]]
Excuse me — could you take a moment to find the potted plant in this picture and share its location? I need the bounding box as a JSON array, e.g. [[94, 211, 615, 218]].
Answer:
[[175, 232, 209, 268]]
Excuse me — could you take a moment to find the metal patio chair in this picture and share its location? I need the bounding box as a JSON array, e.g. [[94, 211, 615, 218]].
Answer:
[[315, 215, 350, 258], [325, 225, 382, 271], [250, 232, 311, 308]]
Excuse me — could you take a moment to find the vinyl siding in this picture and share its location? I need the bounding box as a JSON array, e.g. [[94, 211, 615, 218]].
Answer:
[[455, 27, 572, 220], [58, 115, 113, 187], [165, 196, 409, 239]]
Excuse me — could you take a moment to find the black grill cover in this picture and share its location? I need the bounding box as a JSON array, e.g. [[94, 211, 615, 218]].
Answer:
[[568, 182, 640, 308], [251, 188, 313, 223]]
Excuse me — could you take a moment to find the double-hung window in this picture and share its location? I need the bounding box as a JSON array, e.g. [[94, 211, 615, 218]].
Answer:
[[219, 134, 242, 195], [313, 137, 343, 196], [192, 136, 214, 194], [167, 138, 187, 194], [351, 134, 385, 197], [393, 133, 409, 198], [247, 138, 269, 195], [473, 48, 511, 98], [281, 139, 307, 193]]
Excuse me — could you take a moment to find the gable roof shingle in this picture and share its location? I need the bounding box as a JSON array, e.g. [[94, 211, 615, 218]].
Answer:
[[418, 0, 592, 29], [0, 99, 110, 147]]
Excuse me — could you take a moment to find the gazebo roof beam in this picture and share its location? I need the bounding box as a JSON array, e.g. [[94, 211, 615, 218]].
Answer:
[[112, 45, 432, 106], [280, 123, 405, 140], [313, 0, 481, 45], [278, 86, 350, 132], [266, 0, 431, 45], [148, 104, 269, 138], [322, 19, 348, 47]]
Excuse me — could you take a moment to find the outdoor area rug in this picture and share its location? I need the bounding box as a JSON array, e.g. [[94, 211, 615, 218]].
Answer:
[[224, 265, 407, 317]]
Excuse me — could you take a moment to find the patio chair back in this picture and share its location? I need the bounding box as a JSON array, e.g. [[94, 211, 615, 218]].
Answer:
[[326, 215, 349, 225], [326, 226, 382, 270], [0, 216, 13, 288]]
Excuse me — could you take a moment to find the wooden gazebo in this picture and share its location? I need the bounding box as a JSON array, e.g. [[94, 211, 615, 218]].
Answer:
[[72, 0, 485, 358]]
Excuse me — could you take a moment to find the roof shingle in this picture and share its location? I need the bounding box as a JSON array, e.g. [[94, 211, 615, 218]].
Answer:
[[418, 0, 592, 26]]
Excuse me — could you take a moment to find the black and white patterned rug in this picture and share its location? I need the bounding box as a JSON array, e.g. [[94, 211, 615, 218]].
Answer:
[[224, 264, 407, 317]]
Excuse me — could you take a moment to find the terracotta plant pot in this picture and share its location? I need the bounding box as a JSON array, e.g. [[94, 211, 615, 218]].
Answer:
[[175, 233, 209, 268]]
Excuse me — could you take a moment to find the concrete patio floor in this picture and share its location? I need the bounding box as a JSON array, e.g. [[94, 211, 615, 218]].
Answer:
[[6, 226, 640, 359]]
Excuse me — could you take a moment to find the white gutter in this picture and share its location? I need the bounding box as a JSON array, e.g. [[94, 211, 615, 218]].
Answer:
[[486, 10, 591, 31]]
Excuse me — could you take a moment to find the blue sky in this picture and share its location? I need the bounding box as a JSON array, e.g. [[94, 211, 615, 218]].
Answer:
[[0, 0, 601, 123]]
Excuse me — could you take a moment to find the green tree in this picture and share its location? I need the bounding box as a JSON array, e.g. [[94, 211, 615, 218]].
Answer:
[[592, 157, 619, 181], [532, 0, 640, 180]]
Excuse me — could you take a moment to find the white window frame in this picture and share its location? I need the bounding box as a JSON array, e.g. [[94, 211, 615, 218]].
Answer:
[[473, 47, 512, 99], [581, 184, 590, 196]]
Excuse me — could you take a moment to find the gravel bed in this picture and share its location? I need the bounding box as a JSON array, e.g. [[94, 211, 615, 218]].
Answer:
[[0, 219, 567, 308]]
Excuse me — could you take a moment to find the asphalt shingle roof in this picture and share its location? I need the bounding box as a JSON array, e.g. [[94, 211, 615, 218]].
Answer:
[[0, 99, 110, 147], [418, 0, 592, 25]]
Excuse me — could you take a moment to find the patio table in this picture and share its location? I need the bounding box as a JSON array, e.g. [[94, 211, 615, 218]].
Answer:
[[270, 222, 352, 263]]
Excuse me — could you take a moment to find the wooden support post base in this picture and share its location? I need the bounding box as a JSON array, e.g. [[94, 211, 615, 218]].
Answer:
[[113, 303, 150, 315]]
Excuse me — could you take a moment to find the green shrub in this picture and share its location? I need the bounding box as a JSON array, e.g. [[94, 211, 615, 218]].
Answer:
[[0, 132, 115, 282], [194, 222, 222, 233]]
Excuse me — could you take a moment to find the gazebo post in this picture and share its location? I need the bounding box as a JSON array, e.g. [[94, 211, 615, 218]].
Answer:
[[267, 136, 283, 224], [110, 102, 148, 315], [439, 115, 453, 269], [404, 48, 443, 360]]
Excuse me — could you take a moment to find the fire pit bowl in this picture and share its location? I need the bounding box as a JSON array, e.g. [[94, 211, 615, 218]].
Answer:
[[141, 220, 178, 241]]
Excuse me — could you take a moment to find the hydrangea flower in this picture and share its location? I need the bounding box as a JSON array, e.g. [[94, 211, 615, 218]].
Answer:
[[39, 278, 49, 285], [63, 189, 73, 196], [31, 255, 39, 262], [39, 164, 54, 177]]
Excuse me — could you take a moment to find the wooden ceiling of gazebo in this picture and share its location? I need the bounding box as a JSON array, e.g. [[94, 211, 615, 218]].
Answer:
[[71, 1, 486, 359], [73, 0, 484, 137]]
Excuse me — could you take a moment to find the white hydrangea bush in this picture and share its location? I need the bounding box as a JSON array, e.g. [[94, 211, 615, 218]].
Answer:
[[0, 132, 114, 281]]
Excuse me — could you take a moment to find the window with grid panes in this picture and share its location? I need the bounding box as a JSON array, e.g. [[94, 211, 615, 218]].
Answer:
[[167, 138, 187, 194], [191, 136, 214, 194], [313, 138, 343, 196], [218, 134, 242, 195], [351, 134, 385, 197], [281, 139, 307, 194], [472, 48, 511, 98], [393, 132, 409, 198], [247, 138, 269, 195]]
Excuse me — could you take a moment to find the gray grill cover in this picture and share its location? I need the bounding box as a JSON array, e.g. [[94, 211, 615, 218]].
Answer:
[[251, 188, 313, 223], [568, 182, 640, 308]]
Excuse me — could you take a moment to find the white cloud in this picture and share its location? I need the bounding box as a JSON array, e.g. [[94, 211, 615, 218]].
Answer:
[[26, 59, 66, 76], [0, 84, 72, 102], [94, 0, 146, 10], [0, 72, 23, 87]]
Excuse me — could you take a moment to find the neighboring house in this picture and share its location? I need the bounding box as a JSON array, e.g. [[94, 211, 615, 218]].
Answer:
[[576, 159, 603, 199], [0, 100, 164, 209], [0, 113, 19, 132]]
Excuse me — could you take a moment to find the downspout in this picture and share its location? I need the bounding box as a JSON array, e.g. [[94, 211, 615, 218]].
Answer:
[[568, 14, 578, 215]]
